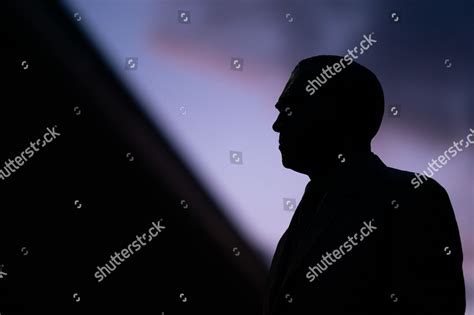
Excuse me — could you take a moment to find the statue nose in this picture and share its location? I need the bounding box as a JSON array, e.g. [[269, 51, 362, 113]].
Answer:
[[272, 113, 286, 133]]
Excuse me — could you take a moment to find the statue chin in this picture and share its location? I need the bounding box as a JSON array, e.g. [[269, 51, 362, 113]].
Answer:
[[281, 155, 311, 175]]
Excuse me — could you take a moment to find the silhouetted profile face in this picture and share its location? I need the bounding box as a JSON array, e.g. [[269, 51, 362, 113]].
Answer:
[[272, 55, 384, 176]]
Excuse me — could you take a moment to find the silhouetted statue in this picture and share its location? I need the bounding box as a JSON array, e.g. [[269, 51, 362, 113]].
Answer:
[[263, 55, 465, 315]]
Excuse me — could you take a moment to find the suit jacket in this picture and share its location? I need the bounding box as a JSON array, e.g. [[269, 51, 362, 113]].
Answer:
[[263, 153, 465, 315]]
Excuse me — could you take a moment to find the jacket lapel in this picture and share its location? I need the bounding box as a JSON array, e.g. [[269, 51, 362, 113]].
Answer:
[[277, 185, 352, 292], [264, 187, 311, 314], [274, 153, 388, 303]]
